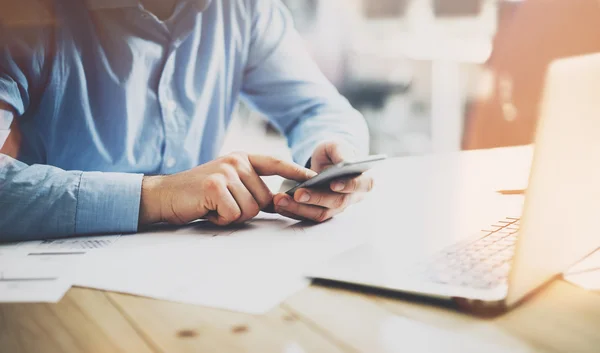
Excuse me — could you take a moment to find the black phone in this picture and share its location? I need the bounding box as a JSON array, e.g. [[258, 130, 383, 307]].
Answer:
[[286, 154, 387, 196]]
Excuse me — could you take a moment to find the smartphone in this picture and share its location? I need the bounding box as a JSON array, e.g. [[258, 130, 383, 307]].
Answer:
[[286, 154, 387, 196]]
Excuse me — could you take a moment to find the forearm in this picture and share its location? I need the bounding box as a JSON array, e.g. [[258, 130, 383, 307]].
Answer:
[[287, 102, 370, 166], [0, 154, 143, 242], [240, 0, 369, 166]]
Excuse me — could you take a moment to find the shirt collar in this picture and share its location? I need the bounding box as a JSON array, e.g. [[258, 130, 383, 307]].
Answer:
[[86, 0, 212, 11]]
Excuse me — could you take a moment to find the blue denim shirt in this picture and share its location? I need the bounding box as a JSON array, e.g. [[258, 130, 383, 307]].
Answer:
[[0, 0, 368, 241]]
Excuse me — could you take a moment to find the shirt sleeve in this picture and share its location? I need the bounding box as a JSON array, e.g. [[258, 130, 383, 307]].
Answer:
[[240, 0, 369, 166], [0, 154, 143, 242], [0, 10, 143, 242]]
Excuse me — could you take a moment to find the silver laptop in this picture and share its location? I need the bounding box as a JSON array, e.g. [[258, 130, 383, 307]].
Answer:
[[307, 53, 600, 312]]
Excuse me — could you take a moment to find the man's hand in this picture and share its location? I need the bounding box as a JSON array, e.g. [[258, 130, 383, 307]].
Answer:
[[139, 152, 316, 226], [273, 141, 374, 222]]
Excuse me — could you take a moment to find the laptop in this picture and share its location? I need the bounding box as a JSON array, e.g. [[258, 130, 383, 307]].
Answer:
[[306, 53, 600, 313]]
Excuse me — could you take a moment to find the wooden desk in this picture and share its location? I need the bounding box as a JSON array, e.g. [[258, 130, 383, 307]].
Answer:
[[2, 281, 600, 352], [2, 147, 600, 353]]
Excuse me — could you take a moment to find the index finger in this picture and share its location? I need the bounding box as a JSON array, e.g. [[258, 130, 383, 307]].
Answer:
[[249, 155, 316, 182]]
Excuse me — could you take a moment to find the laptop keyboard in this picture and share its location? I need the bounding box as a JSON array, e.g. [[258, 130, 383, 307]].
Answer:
[[420, 217, 520, 289]]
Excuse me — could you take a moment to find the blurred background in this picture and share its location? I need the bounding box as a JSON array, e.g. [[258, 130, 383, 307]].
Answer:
[[223, 0, 600, 159]]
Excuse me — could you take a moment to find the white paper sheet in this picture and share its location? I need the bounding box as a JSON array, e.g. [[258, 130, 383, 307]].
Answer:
[[564, 271, 600, 291], [0, 253, 76, 303], [564, 248, 600, 290], [73, 210, 369, 314], [565, 248, 600, 274], [0, 234, 121, 255], [0, 277, 72, 303], [0, 235, 120, 303]]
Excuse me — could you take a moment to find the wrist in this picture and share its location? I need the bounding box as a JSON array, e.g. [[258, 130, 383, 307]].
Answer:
[[139, 175, 165, 226]]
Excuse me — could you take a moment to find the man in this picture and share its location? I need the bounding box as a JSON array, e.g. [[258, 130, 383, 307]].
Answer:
[[0, 0, 372, 242]]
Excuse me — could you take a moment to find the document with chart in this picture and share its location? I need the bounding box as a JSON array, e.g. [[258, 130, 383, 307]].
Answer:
[[72, 210, 370, 313], [0, 235, 121, 302]]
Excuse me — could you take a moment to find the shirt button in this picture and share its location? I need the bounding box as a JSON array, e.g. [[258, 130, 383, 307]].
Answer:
[[165, 100, 177, 113], [166, 157, 176, 168]]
